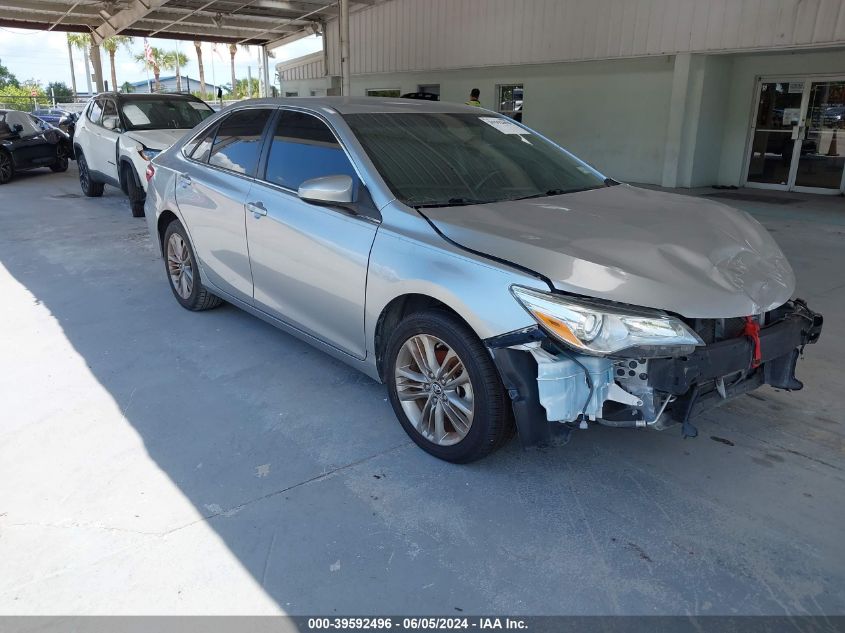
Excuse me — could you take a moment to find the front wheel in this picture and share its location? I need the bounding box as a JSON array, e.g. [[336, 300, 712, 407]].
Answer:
[[385, 310, 514, 463], [162, 219, 223, 311], [77, 151, 104, 197]]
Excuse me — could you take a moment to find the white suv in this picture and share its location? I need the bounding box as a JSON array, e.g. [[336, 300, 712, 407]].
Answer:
[[73, 92, 214, 216]]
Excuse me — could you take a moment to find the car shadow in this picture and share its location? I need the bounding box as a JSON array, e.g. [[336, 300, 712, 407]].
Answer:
[[1, 170, 843, 615]]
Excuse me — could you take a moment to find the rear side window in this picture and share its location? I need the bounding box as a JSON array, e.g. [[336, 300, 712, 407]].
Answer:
[[263, 110, 358, 191], [207, 108, 272, 176]]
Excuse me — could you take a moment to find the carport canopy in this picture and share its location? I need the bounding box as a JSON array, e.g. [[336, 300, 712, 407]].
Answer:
[[0, 0, 370, 94]]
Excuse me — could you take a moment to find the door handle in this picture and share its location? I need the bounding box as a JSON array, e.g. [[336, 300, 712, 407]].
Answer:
[[246, 201, 267, 217]]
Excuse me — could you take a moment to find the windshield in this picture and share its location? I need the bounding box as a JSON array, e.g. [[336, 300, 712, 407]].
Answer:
[[120, 97, 214, 131], [343, 112, 608, 207]]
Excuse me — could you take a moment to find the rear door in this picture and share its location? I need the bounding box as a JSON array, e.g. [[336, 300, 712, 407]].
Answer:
[[245, 109, 378, 358], [175, 107, 274, 304]]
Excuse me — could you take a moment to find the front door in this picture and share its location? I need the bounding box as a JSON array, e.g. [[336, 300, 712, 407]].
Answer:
[[245, 109, 378, 359], [745, 78, 845, 194]]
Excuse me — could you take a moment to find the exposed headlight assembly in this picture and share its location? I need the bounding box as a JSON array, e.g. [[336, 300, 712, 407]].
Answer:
[[137, 147, 161, 161], [511, 286, 704, 357]]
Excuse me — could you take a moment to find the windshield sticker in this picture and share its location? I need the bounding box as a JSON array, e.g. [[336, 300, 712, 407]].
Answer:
[[121, 104, 151, 126], [189, 102, 212, 110], [479, 116, 529, 135]]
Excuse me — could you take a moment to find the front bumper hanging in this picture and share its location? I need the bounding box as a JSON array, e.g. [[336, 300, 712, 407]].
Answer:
[[488, 299, 823, 448]]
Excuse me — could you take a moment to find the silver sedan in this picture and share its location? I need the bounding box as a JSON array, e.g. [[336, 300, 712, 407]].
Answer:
[[144, 98, 822, 462]]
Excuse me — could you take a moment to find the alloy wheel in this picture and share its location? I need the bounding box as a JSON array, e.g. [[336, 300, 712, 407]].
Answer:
[[78, 155, 89, 188], [166, 233, 194, 300], [394, 334, 474, 446]]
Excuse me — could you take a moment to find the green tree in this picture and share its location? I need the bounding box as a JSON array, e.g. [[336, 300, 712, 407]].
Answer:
[[102, 36, 133, 93], [46, 81, 73, 100], [0, 58, 20, 90], [120, 81, 135, 93], [234, 77, 260, 99]]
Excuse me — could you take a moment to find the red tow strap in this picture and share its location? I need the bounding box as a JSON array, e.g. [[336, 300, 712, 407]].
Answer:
[[742, 316, 762, 368]]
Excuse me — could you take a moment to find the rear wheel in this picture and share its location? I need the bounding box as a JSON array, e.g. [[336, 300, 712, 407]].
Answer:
[[50, 143, 69, 172], [0, 150, 12, 185], [162, 219, 223, 311], [385, 310, 514, 463], [77, 150, 104, 197], [124, 164, 146, 217]]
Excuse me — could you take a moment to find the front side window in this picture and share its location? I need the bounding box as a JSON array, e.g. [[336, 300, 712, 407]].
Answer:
[[263, 110, 359, 192], [344, 112, 606, 207], [119, 97, 214, 131], [208, 108, 272, 176], [88, 99, 103, 124]]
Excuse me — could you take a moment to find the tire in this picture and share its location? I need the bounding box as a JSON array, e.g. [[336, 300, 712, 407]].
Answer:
[[77, 150, 104, 197], [124, 163, 146, 217], [385, 309, 514, 463], [50, 143, 69, 173], [162, 219, 223, 311], [0, 150, 13, 185]]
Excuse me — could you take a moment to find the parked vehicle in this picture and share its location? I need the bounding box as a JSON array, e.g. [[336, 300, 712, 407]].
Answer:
[[32, 108, 78, 137], [74, 92, 214, 217], [145, 98, 823, 463], [0, 109, 71, 185]]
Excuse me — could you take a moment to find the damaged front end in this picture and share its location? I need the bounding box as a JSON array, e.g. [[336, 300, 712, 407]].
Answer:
[[487, 292, 823, 447]]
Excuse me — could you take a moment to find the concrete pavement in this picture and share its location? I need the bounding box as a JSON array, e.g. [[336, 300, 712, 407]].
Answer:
[[1, 166, 843, 615]]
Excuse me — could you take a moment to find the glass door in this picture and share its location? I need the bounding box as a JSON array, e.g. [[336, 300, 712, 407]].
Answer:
[[793, 80, 845, 193], [745, 81, 807, 189]]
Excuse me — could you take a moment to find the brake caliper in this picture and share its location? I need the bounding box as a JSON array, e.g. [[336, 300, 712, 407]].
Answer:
[[742, 316, 762, 369]]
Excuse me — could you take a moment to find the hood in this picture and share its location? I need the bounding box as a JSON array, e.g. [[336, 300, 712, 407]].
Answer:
[[125, 128, 190, 150], [421, 185, 795, 318]]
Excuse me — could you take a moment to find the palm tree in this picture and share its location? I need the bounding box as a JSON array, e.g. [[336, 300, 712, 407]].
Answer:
[[135, 46, 167, 92], [102, 36, 133, 93], [65, 34, 78, 98], [67, 34, 90, 96], [166, 51, 189, 92], [228, 43, 237, 99], [194, 41, 206, 98]]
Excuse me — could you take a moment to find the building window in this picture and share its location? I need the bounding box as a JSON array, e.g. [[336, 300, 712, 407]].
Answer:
[[497, 84, 523, 121], [285, 91, 299, 97], [366, 89, 401, 98], [418, 84, 440, 97]]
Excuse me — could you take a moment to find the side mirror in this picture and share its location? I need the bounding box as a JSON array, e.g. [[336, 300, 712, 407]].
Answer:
[[102, 116, 119, 131], [12, 124, 23, 133], [297, 175, 354, 205]]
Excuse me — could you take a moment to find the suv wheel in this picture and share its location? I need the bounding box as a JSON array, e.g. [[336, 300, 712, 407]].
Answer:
[[385, 310, 514, 463], [163, 219, 223, 311], [50, 143, 69, 173], [77, 150, 104, 197], [124, 164, 145, 217]]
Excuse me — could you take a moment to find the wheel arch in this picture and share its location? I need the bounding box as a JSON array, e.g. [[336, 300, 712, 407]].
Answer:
[[373, 293, 476, 382], [157, 209, 180, 248]]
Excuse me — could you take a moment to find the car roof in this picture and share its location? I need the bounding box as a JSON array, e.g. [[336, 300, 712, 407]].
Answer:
[[94, 92, 205, 102], [229, 96, 488, 115]]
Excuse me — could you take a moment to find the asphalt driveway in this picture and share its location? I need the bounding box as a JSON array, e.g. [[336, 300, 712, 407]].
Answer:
[[1, 165, 843, 615]]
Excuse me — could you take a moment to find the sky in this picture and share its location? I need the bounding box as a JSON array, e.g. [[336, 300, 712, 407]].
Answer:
[[0, 27, 322, 92]]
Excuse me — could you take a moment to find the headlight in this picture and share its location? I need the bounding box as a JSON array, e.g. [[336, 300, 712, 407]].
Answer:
[[511, 286, 703, 357], [138, 147, 161, 161]]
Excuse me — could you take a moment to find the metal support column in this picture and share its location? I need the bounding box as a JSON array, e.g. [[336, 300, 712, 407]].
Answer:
[[261, 45, 272, 97], [339, 0, 350, 96], [89, 43, 105, 93]]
